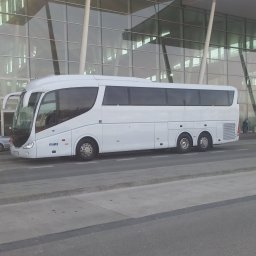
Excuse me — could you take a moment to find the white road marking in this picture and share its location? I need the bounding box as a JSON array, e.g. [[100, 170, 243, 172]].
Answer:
[[116, 158, 136, 162], [75, 161, 97, 165], [210, 150, 225, 154], [235, 149, 249, 152], [151, 155, 169, 158], [28, 165, 54, 169]]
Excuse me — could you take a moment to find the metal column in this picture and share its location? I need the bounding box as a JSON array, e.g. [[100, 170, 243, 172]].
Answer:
[[198, 0, 216, 84], [79, 0, 91, 74]]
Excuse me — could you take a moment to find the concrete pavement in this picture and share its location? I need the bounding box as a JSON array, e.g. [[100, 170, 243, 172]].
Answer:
[[1, 170, 256, 245]]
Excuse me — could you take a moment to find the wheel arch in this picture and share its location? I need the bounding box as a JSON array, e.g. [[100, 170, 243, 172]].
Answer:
[[74, 136, 100, 156]]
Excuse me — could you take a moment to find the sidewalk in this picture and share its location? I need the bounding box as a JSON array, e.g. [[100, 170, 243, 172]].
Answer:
[[1, 171, 256, 245], [239, 132, 256, 140]]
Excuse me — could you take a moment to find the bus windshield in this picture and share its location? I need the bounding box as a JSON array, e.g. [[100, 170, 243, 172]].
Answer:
[[12, 92, 42, 147]]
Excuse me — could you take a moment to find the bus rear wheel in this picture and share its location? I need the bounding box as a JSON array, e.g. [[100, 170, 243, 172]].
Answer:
[[197, 133, 211, 152], [177, 134, 192, 153], [76, 138, 98, 161]]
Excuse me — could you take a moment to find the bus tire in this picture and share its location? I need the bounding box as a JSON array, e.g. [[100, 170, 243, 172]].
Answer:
[[0, 144, 4, 152], [76, 138, 98, 161], [177, 133, 192, 153], [197, 132, 212, 152]]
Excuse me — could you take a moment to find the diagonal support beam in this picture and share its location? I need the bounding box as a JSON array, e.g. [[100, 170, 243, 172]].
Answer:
[[198, 0, 216, 84]]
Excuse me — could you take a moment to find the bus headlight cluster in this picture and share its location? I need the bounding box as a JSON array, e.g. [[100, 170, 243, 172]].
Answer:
[[23, 141, 34, 149]]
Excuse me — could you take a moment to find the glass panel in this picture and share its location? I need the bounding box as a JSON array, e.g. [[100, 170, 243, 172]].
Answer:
[[228, 61, 244, 76], [101, 0, 129, 13], [184, 57, 201, 73], [103, 47, 131, 66], [210, 30, 226, 46], [133, 68, 159, 81], [30, 59, 67, 78], [207, 59, 227, 75], [208, 74, 227, 85], [246, 20, 256, 36], [131, 0, 157, 18], [161, 70, 184, 83], [68, 24, 100, 45], [227, 16, 245, 34], [133, 50, 158, 69], [0, 80, 27, 98], [103, 65, 132, 77], [0, 14, 27, 36], [158, 5, 181, 23], [160, 54, 184, 72], [27, 1, 66, 21], [67, 5, 100, 26], [159, 38, 184, 55], [227, 33, 244, 48], [184, 7, 205, 27], [29, 18, 66, 41], [158, 20, 182, 39], [209, 45, 227, 60], [247, 63, 256, 77], [85, 63, 102, 75], [0, 35, 28, 57], [132, 17, 157, 36], [246, 36, 256, 50], [30, 38, 67, 61], [0, 0, 26, 15], [102, 28, 131, 49], [102, 10, 130, 30], [131, 33, 157, 52], [184, 25, 205, 42], [185, 72, 206, 84], [184, 41, 203, 57], [228, 75, 246, 90], [227, 47, 241, 61], [0, 56, 29, 78], [207, 13, 226, 31]]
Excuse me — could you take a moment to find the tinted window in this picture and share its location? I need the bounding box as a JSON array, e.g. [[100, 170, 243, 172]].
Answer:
[[58, 87, 98, 123], [167, 89, 200, 106], [103, 86, 129, 105], [185, 89, 200, 106], [167, 89, 185, 106], [130, 87, 166, 106], [200, 90, 231, 106]]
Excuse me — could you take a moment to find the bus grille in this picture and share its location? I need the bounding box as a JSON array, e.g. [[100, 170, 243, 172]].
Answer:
[[223, 123, 236, 140]]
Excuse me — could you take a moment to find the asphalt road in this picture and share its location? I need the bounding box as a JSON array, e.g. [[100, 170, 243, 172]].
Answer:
[[0, 140, 256, 203], [1, 195, 256, 256], [1, 139, 256, 255]]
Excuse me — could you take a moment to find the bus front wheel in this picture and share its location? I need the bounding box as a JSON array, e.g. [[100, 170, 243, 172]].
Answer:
[[76, 138, 98, 161], [177, 134, 192, 153]]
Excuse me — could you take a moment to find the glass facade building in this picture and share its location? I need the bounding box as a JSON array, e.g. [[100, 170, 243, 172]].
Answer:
[[0, 0, 256, 128]]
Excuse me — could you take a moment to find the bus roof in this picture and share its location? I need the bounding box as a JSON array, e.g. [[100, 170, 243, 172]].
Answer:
[[25, 75, 236, 92]]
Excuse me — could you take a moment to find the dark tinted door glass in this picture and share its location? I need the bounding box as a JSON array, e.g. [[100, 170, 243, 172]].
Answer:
[[103, 86, 129, 105], [58, 87, 98, 123], [130, 87, 166, 106]]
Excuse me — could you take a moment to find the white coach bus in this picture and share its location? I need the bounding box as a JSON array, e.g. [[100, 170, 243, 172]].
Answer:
[[10, 75, 239, 160]]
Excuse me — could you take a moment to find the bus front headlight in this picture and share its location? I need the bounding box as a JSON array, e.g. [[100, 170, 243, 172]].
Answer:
[[23, 141, 35, 149]]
